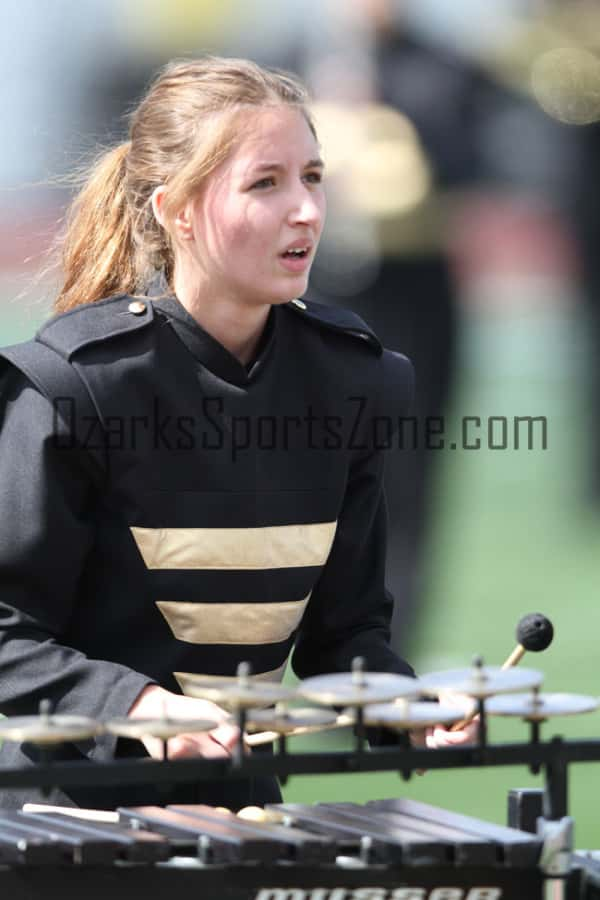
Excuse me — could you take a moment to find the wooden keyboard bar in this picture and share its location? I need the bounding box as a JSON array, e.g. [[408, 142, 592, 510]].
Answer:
[[271, 803, 449, 865], [319, 802, 498, 865], [119, 805, 282, 864], [169, 804, 337, 864], [18, 811, 171, 864], [368, 798, 542, 867]]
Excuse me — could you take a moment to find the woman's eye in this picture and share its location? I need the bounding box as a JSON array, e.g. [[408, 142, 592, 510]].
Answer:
[[250, 171, 322, 190], [251, 177, 275, 189]]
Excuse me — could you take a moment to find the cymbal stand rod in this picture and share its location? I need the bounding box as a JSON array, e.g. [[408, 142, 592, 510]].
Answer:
[[529, 720, 542, 776], [38, 699, 53, 798], [350, 657, 367, 756], [477, 697, 487, 750], [277, 733, 288, 786], [159, 698, 170, 763], [452, 654, 487, 732], [233, 707, 246, 768], [158, 698, 172, 797], [543, 737, 568, 821], [398, 729, 412, 782], [529, 687, 543, 775], [354, 705, 365, 755]]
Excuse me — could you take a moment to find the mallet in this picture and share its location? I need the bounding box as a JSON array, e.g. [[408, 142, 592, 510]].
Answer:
[[450, 612, 554, 732]]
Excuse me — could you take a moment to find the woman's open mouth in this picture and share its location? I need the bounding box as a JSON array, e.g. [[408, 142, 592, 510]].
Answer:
[[279, 245, 311, 272]]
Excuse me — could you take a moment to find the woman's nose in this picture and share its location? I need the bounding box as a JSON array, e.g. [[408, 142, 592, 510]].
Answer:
[[288, 188, 324, 228]]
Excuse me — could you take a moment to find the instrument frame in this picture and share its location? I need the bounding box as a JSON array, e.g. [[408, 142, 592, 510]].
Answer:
[[1, 698, 597, 821]]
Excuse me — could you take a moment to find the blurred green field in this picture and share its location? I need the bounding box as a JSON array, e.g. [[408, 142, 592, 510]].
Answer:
[[1, 291, 598, 846]]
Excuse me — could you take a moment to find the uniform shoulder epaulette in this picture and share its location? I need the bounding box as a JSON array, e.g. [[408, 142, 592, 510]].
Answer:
[[284, 298, 382, 356], [36, 293, 155, 361], [0, 339, 108, 480]]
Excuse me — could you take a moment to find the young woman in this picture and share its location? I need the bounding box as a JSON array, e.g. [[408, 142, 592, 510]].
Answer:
[[0, 57, 473, 811]]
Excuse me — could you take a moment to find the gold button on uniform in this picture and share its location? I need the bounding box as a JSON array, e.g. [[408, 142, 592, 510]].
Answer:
[[291, 298, 307, 310], [128, 300, 147, 315]]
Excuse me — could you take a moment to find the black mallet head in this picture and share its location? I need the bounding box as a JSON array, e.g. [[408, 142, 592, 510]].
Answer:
[[516, 613, 554, 653]]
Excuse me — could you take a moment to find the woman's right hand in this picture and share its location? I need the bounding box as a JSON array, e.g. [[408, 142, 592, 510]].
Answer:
[[128, 684, 240, 760]]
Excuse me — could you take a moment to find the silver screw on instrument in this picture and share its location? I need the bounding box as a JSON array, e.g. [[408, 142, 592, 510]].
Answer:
[[198, 834, 212, 864], [472, 655, 487, 682], [360, 835, 372, 864], [351, 656, 367, 689], [39, 699, 52, 723], [237, 661, 251, 688]]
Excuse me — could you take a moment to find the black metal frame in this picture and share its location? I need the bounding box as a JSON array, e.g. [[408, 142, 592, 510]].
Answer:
[[3, 698, 600, 821]]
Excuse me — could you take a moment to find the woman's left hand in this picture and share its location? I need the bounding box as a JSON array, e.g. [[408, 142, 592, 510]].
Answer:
[[408, 715, 479, 769], [410, 691, 479, 750], [422, 717, 479, 748]]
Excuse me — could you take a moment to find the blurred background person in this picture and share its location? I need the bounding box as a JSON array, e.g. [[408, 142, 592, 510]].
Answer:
[[265, 0, 578, 655]]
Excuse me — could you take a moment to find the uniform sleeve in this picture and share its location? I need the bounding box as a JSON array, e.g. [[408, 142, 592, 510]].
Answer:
[[292, 352, 416, 682], [0, 369, 153, 760], [291, 447, 415, 681]]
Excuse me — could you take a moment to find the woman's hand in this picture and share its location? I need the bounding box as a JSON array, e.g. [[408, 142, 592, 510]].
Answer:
[[408, 693, 479, 771], [419, 717, 479, 749], [411, 690, 479, 750], [407, 718, 478, 775], [128, 684, 240, 760]]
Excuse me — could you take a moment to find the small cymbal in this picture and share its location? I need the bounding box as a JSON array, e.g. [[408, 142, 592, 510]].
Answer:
[[419, 666, 542, 699], [245, 707, 338, 734], [0, 715, 103, 745], [175, 673, 296, 709], [362, 700, 473, 730], [297, 671, 419, 707], [486, 692, 599, 721], [104, 717, 218, 740]]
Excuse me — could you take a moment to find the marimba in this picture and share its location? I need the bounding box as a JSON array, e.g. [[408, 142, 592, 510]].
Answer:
[[0, 799, 582, 900]]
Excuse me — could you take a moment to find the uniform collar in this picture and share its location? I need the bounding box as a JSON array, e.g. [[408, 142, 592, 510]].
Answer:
[[152, 294, 276, 387]]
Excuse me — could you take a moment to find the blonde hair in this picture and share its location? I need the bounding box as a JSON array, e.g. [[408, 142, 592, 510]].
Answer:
[[54, 57, 315, 313]]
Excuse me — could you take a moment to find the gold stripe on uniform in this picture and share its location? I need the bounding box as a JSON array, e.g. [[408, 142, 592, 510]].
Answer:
[[156, 594, 311, 645], [130, 521, 337, 571], [174, 660, 288, 695]]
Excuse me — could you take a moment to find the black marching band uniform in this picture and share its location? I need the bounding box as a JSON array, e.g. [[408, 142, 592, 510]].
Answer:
[[0, 288, 414, 810]]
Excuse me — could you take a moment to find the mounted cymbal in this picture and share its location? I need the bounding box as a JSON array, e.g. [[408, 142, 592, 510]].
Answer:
[[297, 660, 419, 707], [104, 716, 218, 740], [175, 677, 296, 709], [176, 662, 296, 709], [486, 691, 599, 721], [362, 700, 473, 730], [419, 661, 543, 699], [0, 714, 103, 745], [245, 706, 338, 735]]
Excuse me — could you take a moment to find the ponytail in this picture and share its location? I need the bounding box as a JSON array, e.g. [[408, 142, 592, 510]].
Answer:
[[54, 143, 139, 314]]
